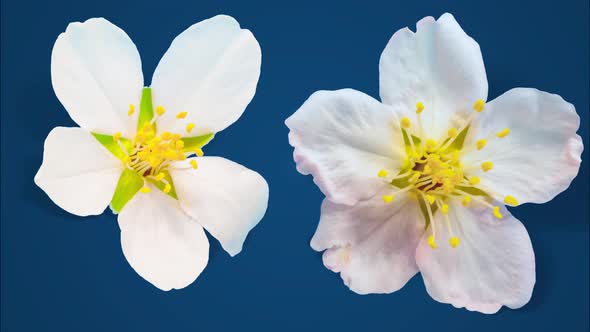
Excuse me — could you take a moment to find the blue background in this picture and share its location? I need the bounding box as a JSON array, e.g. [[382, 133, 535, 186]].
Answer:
[[1, 0, 588, 331]]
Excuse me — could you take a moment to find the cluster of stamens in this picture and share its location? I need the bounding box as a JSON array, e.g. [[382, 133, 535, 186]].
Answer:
[[378, 100, 519, 250], [114, 104, 202, 194]]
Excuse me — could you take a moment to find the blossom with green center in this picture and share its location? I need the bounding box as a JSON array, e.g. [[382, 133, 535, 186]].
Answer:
[[286, 13, 583, 313], [35, 16, 269, 291]]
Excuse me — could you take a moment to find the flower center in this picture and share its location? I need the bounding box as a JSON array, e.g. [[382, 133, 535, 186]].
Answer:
[[377, 100, 518, 250]]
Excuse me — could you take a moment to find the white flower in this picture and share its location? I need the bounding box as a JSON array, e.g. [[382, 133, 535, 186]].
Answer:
[[286, 13, 583, 313], [35, 16, 269, 291]]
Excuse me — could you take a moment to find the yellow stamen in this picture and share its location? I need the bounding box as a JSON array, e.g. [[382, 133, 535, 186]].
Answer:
[[175, 140, 185, 149], [382, 195, 394, 204], [496, 128, 510, 138], [425, 139, 438, 152], [378, 169, 388, 178], [401, 117, 411, 129], [493, 206, 503, 219], [449, 236, 460, 248], [425, 194, 435, 205], [481, 161, 494, 172], [128, 104, 135, 116], [163, 184, 171, 194], [416, 102, 425, 114], [139, 186, 151, 193], [194, 148, 204, 157], [469, 176, 480, 185], [190, 159, 198, 169], [113, 132, 122, 142], [504, 195, 518, 206], [473, 99, 485, 112], [186, 123, 196, 133], [155, 106, 166, 116], [161, 132, 172, 140], [462, 196, 472, 207], [408, 172, 421, 183], [476, 139, 487, 150], [447, 128, 458, 138], [428, 235, 437, 249], [155, 173, 165, 181], [441, 204, 449, 214], [176, 111, 188, 119]]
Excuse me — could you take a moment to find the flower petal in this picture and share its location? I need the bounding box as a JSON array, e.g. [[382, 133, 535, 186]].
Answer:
[[34, 127, 123, 216], [152, 15, 261, 136], [312, 189, 424, 294], [416, 202, 535, 314], [169, 157, 268, 257], [285, 89, 405, 205], [379, 13, 488, 138], [463, 88, 583, 204], [51, 18, 143, 137], [118, 187, 209, 291]]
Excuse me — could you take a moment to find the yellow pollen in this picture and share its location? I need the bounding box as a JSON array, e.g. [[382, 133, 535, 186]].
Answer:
[[194, 148, 204, 157], [449, 236, 460, 248], [428, 235, 437, 249], [473, 99, 485, 112], [190, 159, 198, 169], [462, 196, 472, 207], [425, 139, 438, 151], [377, 169, 388, 178], [122, 155, 131, 165], [139, 186, 151, 193], [493, 206, 503, 219], [496, 128, 510, 138], [441, 204, 449, 214], [469, 176, 480, 185], [155, 173, 165, 181], [447, 128, 458, 138], [175, 140, 185, 149], [163, 184, 171, 194], [161, 132, 172, 140], [128, 104, 135, 116], [425, 194, 435, 205], [401, 117, 411, 129], [476, 139, 487, 150], [481, 161, 494, 172], [416, 102, 425, 114], [155, 106, 166, 116], [504, 195, 519, 206], [176, 111, 188, 119], [382, 195, 394, 204], [113, 132, 122, 142], [171, 133, 181, 141], [186, 123, 196, 133]]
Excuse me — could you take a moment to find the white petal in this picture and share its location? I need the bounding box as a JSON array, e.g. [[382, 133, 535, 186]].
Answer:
[[285, 89, 405, 206], [416, 202, 535, 314], [51, 18, 143, 137], [312, 189, 425, 294], [379, 13, 488, 138], [463, 88, 583, 204], [118, 187, 209, 291], [169, 157, 268, 257], [34, 127, 123, 216], [152, 15, 261, 136]]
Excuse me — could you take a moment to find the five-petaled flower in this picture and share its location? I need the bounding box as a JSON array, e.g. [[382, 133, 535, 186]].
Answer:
[[286, 13, 583, 313], [35, 16, 269, 291]]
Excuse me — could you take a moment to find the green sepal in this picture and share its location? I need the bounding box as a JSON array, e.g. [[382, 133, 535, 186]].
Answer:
[[443, 125, 470, 153], [138, 87, 155, 132], [181, 133, 215, 152], [148, 171, 178, 199], [110, 169, 144, 213], [91, 133, 132, 161], [456, 185, 489, 197], [401, 129, 421, 155]]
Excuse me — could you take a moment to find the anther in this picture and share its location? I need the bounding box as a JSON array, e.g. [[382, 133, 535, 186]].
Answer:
[[186, 123, 196, 133], [377, 169, 388, 178], [155, 173, 166, 181], [416, 102, 425, 114], [469, 176, 480, 185], [401, 117, 411, 129], [425, 195, 435, 205], [175, 140, 185, 149], [425, 139, 438, 152], [504, 195, 518, 206], [190, 159, 198, 169], [449, 236, 460, 248], [128, 104, 135, 116], [194, 148, 204, 157], [382, 195, 394, 204], [139, 186, 151, 194], [163, 184, 171, 194], [113, 132, 122, 142], [441, 204, 449, 214], [428, 235, 437, 249], [176, 112, 188, 119], [496, 128, 510, 138], [447, 128, 458, 138], [481, 161, 494, 172], [476, 139, 487, 150], [161, 132, 172, 140], [493, 206, 503, 219], [473, 99, 485, 112], [462, 196, 472, 207], [156, 106, 166, 116]]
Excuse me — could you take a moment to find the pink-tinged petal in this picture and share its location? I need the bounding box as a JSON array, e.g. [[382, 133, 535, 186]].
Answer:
[[416, 202, 535, 314], [118, 186, 209, 291], [463, 88, 583, 205], [379, 13, 488, 138], [312, 189, 425, 294], [285, 89, 405, 206]]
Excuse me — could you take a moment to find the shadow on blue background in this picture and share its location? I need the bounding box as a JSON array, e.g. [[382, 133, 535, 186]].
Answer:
[[1, 0, 588, 331]]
